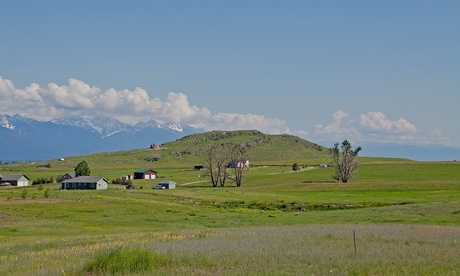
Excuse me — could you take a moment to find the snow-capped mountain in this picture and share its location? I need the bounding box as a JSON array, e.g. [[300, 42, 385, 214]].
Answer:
[[0, 114, 199, 161], [52, 116, 130, 138]]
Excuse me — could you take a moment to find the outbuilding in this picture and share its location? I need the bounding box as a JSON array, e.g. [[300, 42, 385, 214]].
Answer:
[[133, 169, 157, 179], [154, 180, 176, 189], [61, 176, 109, 190], [0, 174, 29, 187]]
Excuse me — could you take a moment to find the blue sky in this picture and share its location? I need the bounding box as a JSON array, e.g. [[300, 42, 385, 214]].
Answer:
[[1, 1, 459, 147]]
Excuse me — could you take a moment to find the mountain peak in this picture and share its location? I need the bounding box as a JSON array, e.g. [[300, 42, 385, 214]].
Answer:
[[0, 114, 199, 161]]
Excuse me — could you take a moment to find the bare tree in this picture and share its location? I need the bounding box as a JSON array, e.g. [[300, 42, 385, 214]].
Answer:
[[201, 143, 230, 187], [226, 144, 249, 187], [330, 140, 362, 183]]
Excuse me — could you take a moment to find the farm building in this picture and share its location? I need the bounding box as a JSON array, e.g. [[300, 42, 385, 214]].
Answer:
[[0, 174, 30, 187], [154, 180, 176, 189], [61, 176, 109, 190], [57, 172, 75, 181], [134, 169, 157, 179], [227, 159, 250, 168]]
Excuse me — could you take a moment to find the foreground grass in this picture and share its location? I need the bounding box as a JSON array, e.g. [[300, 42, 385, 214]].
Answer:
[[1, 225, 459, 275]]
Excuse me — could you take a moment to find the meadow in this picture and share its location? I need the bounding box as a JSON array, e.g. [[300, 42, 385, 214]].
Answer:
[[1, 157, 460, 275]]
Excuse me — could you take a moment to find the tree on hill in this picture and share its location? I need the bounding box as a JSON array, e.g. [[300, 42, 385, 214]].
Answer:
[[75, 160, 91, 177], [330, 140, 362, 183]]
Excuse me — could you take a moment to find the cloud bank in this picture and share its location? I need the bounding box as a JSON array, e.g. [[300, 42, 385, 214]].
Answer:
[[0, 76, 287, 134], [1, 76, 444, 145]]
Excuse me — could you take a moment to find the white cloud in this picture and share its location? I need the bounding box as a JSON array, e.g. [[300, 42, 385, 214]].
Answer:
[[206, 113, 287, 134], [358, 112, 416, 134], [314, 110, 356, 137], [40, 79, 98, 110], [0, 76, 287, 134], [311, 110, 422, 144], [159, 92, 212, 124]]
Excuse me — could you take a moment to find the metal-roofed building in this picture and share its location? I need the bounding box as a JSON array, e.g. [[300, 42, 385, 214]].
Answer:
[[61, 176, 109, 190], [0, 174, 29, 187], [133, 169, 157, 179], [154, 180, 176, 189]]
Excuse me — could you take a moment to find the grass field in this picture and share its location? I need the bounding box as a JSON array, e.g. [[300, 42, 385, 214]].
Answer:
[[1, 157, 460, 275]]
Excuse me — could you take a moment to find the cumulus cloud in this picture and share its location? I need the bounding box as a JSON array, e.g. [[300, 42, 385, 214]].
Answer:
[[206, 113, 288, 134], [358, 112, 416, 134], [0, 76, 287, 133], [40, 79, 99, 110], [312, 110, 420, 144], [314, 110, 356, 137]]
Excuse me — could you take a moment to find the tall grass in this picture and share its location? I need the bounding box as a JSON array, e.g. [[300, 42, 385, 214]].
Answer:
[[3, 224, 457, 275], [152, 224, 460, 275], [82, 247, 168, 275]]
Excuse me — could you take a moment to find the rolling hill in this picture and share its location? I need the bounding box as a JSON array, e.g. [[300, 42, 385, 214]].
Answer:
[[31, 130, 333, 176]]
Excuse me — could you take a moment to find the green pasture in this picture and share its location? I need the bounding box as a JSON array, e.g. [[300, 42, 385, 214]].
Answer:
[[1, 159, 460, 275]]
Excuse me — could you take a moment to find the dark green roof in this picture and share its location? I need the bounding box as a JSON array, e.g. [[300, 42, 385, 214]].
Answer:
[[134, 169, 156, 173]]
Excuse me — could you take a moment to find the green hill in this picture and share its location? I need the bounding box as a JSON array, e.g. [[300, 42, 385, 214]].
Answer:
[[35, 130, 329, 170], [163, 130, 329, 165], [1, 130, 408, 182]]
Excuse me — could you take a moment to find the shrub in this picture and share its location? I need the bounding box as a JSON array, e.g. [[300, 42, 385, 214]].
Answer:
[[83, 247, 168, 274], [32, 177, 54, 185], [111, 178, 132, 185], [144, 155, 161, 162]]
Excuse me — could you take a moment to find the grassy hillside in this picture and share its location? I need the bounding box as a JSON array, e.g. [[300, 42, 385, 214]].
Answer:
[[1, 130, 333, 181], [164, 130, 329, 165]]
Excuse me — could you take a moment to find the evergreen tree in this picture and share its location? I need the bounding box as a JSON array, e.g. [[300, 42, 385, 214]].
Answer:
[[75, 160, 91, 177]]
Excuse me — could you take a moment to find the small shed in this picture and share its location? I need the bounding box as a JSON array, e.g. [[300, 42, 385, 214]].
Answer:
[[0, 174, 29, 187], [134, 169, 157, 179], [61, 176, 109, 190], [155, 180, 176, 189]]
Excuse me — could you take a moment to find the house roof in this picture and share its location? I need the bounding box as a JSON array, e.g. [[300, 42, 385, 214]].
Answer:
[[158, 180, 176, 185], [0, 174, 30, 181], [134, 169, 157, 173], [65, 172, 76, 178], [62, 176, 108, 184]]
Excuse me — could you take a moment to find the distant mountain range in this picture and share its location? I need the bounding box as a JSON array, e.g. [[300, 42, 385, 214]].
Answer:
[[0, 114, 199, 161], [1, 114, 459, 162]]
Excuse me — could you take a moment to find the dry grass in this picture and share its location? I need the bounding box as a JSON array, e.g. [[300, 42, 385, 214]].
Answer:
[[150, 224, 460, 275], [1, 224, 459, 275]]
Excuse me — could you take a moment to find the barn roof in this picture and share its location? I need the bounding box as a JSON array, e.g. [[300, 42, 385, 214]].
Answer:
[[134, 169, 157, 173], [0, 174, 29, 181]]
